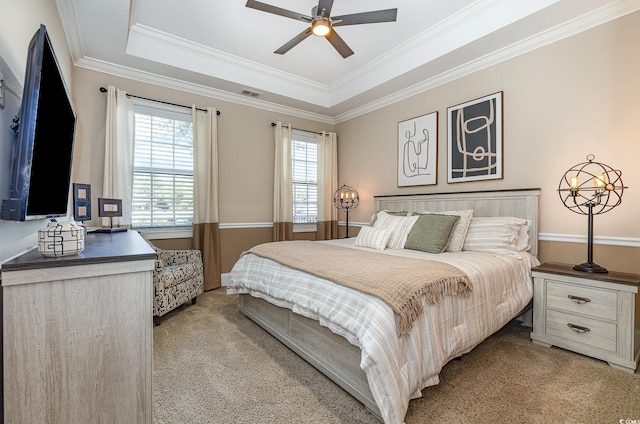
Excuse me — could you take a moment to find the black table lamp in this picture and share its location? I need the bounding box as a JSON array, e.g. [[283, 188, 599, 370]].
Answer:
[[557, 154, 627, 273], [333, 183, 359, 238]]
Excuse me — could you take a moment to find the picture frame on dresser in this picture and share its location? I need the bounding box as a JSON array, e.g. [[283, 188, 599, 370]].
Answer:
[[447, 91, 503, 183], [98, 197, 122, 217], [73, 183, 92, 222], [397, 111, 438, 187]]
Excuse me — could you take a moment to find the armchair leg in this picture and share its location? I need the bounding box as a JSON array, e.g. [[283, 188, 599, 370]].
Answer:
[[153, 315, 162, 327]]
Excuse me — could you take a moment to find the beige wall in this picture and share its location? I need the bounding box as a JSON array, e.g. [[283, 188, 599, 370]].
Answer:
[[2, 5, 638, 276], [336, 11, 640, 274], [71, 68, 336, 227], [0, 0, 73, 262], [538, 241, 638, 275], [0, 0, 71, 82], [70, 68, 337, 271]]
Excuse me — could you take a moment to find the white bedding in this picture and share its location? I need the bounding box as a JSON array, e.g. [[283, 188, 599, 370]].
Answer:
[[227, 238, 539, 424]]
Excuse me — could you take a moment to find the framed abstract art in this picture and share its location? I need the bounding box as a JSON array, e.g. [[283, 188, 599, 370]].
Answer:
[[447, 92, 503, 183], [397, 111, 438, 187]]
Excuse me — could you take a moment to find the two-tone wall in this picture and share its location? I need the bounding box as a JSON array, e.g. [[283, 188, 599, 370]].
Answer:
[[70, 67, 337, 272], [2, 4, 638, 276], [336, 11, 640, 274]]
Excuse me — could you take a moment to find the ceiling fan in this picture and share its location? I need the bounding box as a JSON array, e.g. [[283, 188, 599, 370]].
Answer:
[[245, 0, 398, 58]]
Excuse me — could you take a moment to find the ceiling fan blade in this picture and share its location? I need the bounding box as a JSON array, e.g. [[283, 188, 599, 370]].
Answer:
[[274, 28, 313, 55], [326, 30, 354, 58], [332, 9, 398, 26], [245, 0, 312, 22], [317, 0, 334, 17]]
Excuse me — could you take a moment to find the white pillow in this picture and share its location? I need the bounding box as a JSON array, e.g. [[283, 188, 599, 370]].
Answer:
[[462, 216, 528, 254], [368, 210, 407, 226], [516, 220, 532, 251], [372, 211, 419, 249], [354, 226, 392, 250], [413, 210, 473, 252]]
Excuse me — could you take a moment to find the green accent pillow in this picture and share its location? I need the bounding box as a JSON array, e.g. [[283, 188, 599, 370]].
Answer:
[[404, 214, 460, 254]]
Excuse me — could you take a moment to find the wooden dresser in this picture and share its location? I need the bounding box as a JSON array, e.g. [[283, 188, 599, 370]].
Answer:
[[531, 262, 640, 373], [1, 231, 156, 424]]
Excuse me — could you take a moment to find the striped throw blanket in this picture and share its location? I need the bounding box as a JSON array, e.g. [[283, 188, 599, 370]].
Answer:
[[245, 241, 472, 335]]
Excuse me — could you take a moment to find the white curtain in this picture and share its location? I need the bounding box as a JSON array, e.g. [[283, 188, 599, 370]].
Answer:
[[192, 106, 221, 290], [316, 131, 338, 240], [103, 86, 134, 227], [273, 122, 293, 241]]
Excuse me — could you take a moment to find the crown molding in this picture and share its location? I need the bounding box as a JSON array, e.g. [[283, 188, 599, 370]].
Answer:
[[330, 0, 555, 106], [125, 24, 332, 107], [63, 0, 639, 124], [55, 0, 83, 63], [334, 0, 640, 123], [75, 56, 336, 124]]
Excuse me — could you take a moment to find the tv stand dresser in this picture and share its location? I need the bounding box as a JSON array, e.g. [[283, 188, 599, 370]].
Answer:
[[1, 231, 156, 424]]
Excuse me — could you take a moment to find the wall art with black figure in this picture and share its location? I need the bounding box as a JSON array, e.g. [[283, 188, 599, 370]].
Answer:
[[447, 92, 503, 183]]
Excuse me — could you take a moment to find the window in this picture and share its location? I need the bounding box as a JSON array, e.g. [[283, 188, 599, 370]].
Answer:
[[131, 101, 194, 228], [291, 130, 318, 224]]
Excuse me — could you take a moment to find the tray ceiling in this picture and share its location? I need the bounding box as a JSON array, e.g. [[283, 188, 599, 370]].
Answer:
[[57, 0, 640, 122]]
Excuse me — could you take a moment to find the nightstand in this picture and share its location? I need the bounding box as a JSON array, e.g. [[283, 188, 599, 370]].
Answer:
[[530, 262, 639, 373]]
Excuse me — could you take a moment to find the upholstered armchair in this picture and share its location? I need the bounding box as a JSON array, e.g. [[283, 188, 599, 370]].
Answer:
[[141, 234, 204, 326]]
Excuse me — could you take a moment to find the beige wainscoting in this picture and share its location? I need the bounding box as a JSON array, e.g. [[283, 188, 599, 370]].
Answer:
[[539, 241, 640, 275], [150, 229, 639, 276], [152, 224, 363, 274]]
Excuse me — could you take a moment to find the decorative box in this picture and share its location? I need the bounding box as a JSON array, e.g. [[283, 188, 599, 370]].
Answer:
[[37, 219, 85, 257]]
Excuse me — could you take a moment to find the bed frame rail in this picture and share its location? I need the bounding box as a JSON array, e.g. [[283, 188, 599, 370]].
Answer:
[[238, 294, 382, 418]]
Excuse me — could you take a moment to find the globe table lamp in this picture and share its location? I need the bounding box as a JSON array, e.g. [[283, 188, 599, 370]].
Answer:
[[557, 154, 627, 273], [333, 183, 359, 238]]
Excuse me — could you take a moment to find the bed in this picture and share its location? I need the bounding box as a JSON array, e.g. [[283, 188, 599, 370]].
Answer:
[[227, 189, 541, 424]]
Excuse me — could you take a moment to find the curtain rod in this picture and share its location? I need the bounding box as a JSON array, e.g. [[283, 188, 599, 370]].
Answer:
[[99, 87, 220, 115], [270, 122, 323, 135]]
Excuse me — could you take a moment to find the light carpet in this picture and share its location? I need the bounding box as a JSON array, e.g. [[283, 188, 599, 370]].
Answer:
[[153, 289, 640, 424]]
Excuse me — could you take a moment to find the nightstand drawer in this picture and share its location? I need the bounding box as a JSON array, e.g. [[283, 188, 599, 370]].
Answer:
[[546, 280, 617, 321], [546, 309, 617, 352]]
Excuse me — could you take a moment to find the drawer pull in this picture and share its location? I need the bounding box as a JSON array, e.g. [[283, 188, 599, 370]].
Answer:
[[567, 295, 591, 304], [567, 323, 591, 334]]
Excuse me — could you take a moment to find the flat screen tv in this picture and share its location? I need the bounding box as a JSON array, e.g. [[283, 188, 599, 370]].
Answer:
[[1, 24, 77, 221]]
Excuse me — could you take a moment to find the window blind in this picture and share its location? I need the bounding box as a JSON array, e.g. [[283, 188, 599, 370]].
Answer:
[[132, 102, 194, 228], [292, 130, 318, 224]]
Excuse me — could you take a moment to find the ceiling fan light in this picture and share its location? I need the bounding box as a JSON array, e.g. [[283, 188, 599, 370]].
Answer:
[[311, 19, 331, 36]]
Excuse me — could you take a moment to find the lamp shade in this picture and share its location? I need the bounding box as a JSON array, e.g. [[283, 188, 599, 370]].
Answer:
[[558, 154, 625, 216], [333, 183, 359, 212], [557, 154, 627, 273]]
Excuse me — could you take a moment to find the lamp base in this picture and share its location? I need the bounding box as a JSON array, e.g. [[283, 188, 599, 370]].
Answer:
[[573, 262, 608, 274], [93, 227, 128, 234]]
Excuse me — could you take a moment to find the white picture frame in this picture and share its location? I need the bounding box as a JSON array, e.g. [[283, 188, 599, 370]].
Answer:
[[397, 111, 438, 187]]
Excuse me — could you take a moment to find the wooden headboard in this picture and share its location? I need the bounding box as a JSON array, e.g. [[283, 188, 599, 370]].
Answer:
[[374, 188, 541, 256]]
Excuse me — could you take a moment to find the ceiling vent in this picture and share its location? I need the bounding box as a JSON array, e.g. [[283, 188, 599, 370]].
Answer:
[[241, 89, 262, 98]]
